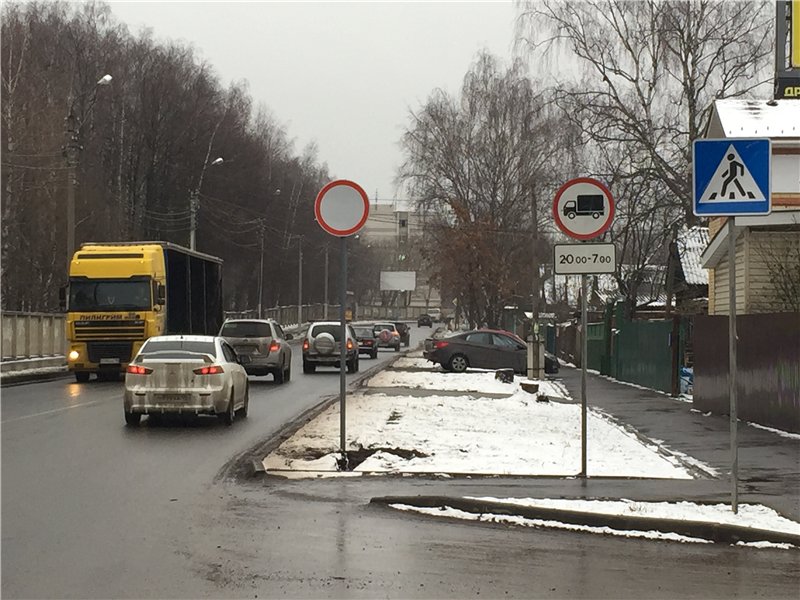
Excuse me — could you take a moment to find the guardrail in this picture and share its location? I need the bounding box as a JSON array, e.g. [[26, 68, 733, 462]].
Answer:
[[1, 312, 67, 360]]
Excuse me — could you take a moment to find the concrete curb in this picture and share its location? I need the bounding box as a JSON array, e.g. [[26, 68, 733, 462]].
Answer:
[[1, 367, 70, 387], [370, 495, 800, 546]]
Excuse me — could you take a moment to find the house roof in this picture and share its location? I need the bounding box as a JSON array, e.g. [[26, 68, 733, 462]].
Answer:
[[706, 99, 800, 139], [677, 226, 709, 286]]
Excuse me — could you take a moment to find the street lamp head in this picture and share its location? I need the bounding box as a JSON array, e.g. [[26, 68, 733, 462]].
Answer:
[[210, 157, 224, 166], [96, 74, 113, 86]]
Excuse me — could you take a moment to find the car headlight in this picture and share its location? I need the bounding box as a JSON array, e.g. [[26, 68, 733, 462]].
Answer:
[[68, 350, 80, 361]]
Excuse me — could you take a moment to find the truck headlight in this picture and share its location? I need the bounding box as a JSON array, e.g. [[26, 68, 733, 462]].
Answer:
[[68, 350, 80, 361]]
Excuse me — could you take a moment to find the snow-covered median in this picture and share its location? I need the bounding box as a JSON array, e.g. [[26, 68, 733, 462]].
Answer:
[[367, 369, 568, 397], [264, 372, 709, 478]]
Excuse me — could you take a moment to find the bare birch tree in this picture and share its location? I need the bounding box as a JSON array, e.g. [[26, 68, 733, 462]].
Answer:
[[399, 52, 575, 327]]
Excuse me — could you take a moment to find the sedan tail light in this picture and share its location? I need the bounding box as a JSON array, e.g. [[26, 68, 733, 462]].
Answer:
[[193, 365, 225, 375], [126, 365, 152, 375], [269, 340, 280, 353], [433, 341, 449, 349]]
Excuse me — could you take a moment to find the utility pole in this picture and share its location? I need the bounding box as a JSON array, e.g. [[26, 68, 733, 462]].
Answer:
[[298, 238, 303, 325], [324, 243, 329, 319], [63, 74, 113, 272], [189, 156, 223, 251], [258, 220, 265, 318], [64, 109, 79, 273]]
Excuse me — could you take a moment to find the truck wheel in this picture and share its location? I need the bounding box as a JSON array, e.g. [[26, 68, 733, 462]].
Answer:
[[567, 211, 576, 219], [592, 212, 600, 219], [124, 411, 141, 427], [75, 371, 90, 383]]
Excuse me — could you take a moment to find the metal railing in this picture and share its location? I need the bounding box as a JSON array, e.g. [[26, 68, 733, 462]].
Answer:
[[1, 312, 67, 360]]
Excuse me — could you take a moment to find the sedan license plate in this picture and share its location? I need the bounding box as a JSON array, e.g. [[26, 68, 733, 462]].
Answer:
[[156, 394, 190, 404]]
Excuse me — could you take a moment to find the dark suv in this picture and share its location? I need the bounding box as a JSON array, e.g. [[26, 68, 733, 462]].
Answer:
[[302, 321, 359, 373], [417, 314, 432, 327]]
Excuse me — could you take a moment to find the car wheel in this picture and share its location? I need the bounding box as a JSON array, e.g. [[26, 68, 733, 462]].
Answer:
[[347, 357, 356, 373], [303, 360, 316, 374], [75, 371, 90, 383], [355, 357, 360, 372], [394, 344, 400, 352], [274, 365, 285, 384], [371, 350, 378, 359], [219, 390, 235, 426], [448, 354, 469, 373], [124, 410, 141, 427], [237, 384, 249, 418], [284, 363, 291, 382]]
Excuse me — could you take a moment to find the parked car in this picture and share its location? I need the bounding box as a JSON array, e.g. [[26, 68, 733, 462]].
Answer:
[[302, 321, 359, 373], [428, 308, 442, 322], [393, 321, 411, 347], [219, 318, 293, 383], [352, 323, 379, 359], [373, 322, 401, 351], [123, 335, 249, 426], [417, 314, 432, 327], [423, 329, 558, 375]]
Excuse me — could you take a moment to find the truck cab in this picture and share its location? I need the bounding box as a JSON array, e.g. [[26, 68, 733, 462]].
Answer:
[[64, 242, 222, 382]]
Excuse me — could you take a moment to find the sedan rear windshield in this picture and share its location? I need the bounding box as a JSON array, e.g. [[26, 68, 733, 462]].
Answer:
[[139, 340, 217, 357], [220, 322, 272, 338], [353, 327, 374, 337]]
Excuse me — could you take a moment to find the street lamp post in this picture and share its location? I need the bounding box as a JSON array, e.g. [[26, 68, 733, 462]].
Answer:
[[64, 74, 112, 272], [189, 156, 223, 250]]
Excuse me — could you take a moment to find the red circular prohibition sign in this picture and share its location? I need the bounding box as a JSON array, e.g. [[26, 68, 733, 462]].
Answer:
[[314, 179, 370, 237], [552, 177, 615, 241]]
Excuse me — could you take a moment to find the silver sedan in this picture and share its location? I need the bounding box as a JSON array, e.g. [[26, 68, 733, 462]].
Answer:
[[123, 335, 249, 426]]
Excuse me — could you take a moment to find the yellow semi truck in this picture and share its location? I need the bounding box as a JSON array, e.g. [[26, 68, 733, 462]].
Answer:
[[62, 242, 223, 382]]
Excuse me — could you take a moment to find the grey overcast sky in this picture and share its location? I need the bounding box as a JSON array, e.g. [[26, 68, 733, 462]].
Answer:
[[109, 1, 519, 202]]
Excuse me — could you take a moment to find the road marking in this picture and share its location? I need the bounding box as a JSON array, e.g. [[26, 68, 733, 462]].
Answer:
[[1, 396, 116, 424]]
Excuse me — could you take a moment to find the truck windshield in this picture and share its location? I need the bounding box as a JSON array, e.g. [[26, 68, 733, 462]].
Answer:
[[69, 278, 152, 312]]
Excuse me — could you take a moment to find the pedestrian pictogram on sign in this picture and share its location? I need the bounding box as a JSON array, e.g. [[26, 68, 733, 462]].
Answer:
[[693, 138, 771, 217]]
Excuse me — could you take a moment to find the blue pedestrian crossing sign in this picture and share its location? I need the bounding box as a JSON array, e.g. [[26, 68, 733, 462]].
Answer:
[[693, 138, 771, 217]]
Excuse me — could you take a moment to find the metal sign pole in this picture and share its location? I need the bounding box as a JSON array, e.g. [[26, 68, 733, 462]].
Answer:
[[728, 219, 738, 513], [581, 273, 588, 479], [339, 235, 348, 469]]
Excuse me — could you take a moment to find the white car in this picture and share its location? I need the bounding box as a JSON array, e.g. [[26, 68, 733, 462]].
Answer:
[[123, 335, 249, 426]]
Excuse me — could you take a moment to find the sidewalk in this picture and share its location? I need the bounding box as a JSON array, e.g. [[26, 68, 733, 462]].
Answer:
[[557, 365, 800, 522]]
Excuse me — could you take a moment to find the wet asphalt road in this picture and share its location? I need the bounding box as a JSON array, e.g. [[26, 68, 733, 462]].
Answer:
[[2, 325, 799, 599]]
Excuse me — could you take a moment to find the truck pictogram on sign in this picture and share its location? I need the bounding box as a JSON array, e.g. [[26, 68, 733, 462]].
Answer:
[[563, 194, 605, 219]]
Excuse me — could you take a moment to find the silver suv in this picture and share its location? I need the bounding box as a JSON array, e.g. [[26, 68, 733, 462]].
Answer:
[[302, 321, 359, 374], [219, 319, 293, 383]]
